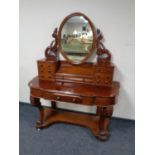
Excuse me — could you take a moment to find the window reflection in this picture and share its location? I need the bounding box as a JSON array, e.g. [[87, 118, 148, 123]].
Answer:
[[61, 16, 93, 63]]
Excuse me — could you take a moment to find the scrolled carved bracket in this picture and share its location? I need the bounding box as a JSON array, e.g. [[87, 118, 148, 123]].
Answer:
[[45, 28, 59, 61], [96, 29, 111, 65]]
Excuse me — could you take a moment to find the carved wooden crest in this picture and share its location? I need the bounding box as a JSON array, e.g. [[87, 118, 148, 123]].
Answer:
[[96, 29, 111, 65]]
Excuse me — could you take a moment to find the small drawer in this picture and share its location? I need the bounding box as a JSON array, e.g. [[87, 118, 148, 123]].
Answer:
[[38, 70, 44, 73], [38, 62, 45, 69], [94, 74, 112, 85]]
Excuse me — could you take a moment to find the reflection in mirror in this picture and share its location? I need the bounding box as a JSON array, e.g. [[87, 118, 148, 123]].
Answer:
[[61, 16, 93, 63]]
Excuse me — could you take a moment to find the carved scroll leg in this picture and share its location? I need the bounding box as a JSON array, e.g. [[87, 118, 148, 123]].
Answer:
[[96, 106, 113, 141], [30, 96, 44, 129]]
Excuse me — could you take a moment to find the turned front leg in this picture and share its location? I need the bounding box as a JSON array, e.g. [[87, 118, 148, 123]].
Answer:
[[96, 106, 113, 141], [51, 101, 57, 109], [30, 96, 44, 129]]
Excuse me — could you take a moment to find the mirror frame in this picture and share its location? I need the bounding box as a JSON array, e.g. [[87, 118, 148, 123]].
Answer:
[[58, 12, 97, 64]]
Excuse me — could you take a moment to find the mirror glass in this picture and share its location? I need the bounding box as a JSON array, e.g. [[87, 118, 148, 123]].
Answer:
[[61, 15, 93, 63]]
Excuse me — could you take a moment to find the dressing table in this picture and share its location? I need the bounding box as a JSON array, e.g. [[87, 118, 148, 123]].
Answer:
[[28, 12, 120, 141]]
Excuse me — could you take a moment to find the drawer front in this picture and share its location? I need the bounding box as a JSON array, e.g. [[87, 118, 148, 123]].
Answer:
[[95, 97, 115, 106], [30, 89, 114, 106], [43, 92, 55, 100], [30, 90, 93, 105], [43, 92, 82, 104], [37, 61, 57, 80], [54, 93, 82, 103], [93, 67, 113, 74], [94, 74, 113, 85], [93, 66, 114, 85], [38, 61, 46, 80]]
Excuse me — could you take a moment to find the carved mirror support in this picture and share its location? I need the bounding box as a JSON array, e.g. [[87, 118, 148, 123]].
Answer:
[[45, 28, 59, 61], [96, 29, 111, 65]]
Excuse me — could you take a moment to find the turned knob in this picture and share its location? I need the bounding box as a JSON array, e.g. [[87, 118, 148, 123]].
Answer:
[[72, 98, 76, 102], [57, 96, 60, 100], [105, 80, 108, 84]]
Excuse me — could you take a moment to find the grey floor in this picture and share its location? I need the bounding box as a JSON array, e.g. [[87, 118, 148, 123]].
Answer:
[[19, 103, 135, 155]]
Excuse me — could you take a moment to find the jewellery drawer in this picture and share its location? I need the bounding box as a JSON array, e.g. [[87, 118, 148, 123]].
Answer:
[[93, 66, 114, 85], [37, 60, 58, 80], [94, 74, 112, 85]]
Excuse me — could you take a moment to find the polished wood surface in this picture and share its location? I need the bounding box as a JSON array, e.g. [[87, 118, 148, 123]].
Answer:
[[29, 60, 120, 141], [37, 60, 114, 86], [28, 12, 120, 141], [35, 108, 100, 137], [30, 95, 115, 141], [29, 77, 119, 97]]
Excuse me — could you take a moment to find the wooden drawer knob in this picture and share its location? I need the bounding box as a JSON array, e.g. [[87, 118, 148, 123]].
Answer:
[[105, 80, 109, 84], [56, 96, 60, 100], [72, 98, 76, 102]]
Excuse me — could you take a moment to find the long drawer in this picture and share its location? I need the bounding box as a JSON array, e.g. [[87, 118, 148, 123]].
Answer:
[[31, 88, 93, 105], [30, 88, 115, 106]]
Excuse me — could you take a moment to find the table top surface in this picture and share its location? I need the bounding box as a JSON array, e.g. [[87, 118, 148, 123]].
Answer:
[[29, 77, 120, 98]]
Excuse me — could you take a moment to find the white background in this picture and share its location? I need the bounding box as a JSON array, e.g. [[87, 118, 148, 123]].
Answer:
[[19, 0, 135, 119]]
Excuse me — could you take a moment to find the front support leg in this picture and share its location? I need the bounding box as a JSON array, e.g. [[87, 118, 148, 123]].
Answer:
[[96, 106, 113, 141], [51, 101, 57, 109], [30, 96, 44, 129]]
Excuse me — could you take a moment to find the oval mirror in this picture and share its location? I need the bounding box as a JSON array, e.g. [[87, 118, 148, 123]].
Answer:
[[59, 13, 96, 64]]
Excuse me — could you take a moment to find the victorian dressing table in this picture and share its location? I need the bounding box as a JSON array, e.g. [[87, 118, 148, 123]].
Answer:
[[28, 12, 120, 141]]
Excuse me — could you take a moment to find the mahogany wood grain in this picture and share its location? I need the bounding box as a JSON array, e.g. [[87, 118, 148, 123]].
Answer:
[[35, 107, 100, 137], [29, 74, 119, 141]]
